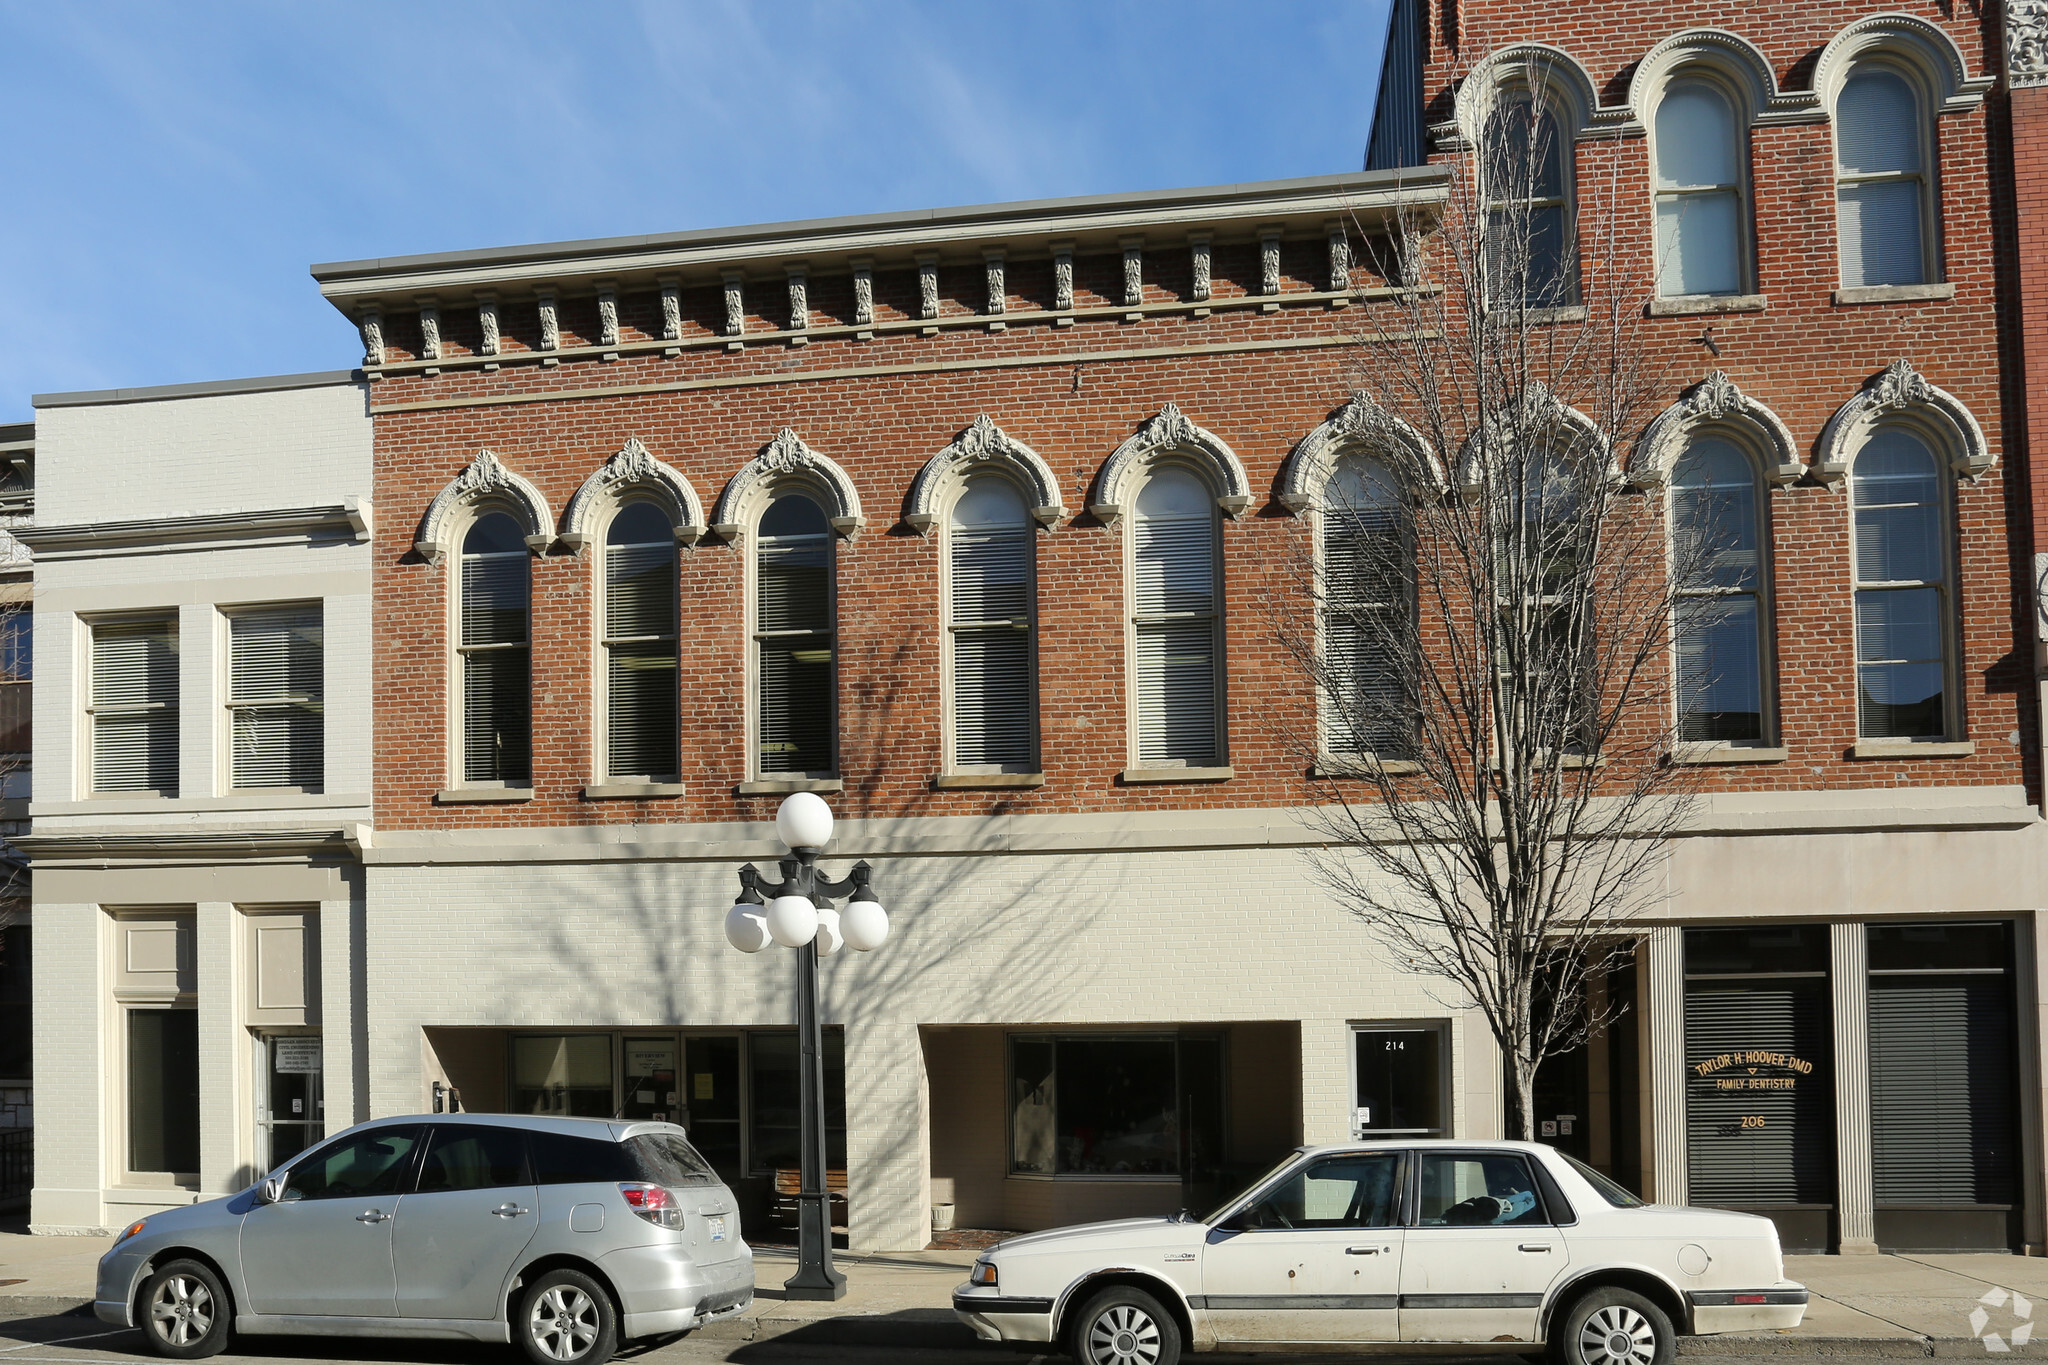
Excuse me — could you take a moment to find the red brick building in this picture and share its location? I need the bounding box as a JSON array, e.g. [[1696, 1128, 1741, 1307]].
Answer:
[[304, 0, 2048, 1254]]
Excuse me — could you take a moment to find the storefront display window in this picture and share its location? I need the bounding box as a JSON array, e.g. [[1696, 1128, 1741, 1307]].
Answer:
[[1007, 1033, 1224, 1178], [513, 1035, 613, 1117], [1352, 1024, 1446, 1138], [748, 1030, 846, 1173], [128, 1007, 199, 1177]]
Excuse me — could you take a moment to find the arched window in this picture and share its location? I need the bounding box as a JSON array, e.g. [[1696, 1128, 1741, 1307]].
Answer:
[[1670, 437, 1769, 743], [947, 476, 1036, 773], [1850, 429, 1952, 739], [1836, 65, 1933, 288], [458, 512, 531, 786], [602, 501, 678, 783], [1131, 467, 1223, 768], [1321, 457, 1413, 757], [755, 492, 835, 776], [1653, 77, 1746, 297], [1483, 89, 1576, 307]]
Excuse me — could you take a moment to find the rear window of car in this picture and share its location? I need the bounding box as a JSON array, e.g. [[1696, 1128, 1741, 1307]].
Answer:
[[625, 1133, 719, 1188], [527, 1131, 636, 1185], [1562, 1151, 1645, 1207]]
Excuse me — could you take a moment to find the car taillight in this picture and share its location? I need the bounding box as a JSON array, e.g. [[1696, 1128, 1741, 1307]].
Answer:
[[619, 1182, 685, 1230], [1733, 1295, 1767, 1305]]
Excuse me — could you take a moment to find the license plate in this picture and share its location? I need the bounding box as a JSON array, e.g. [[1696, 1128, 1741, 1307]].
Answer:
[[708, 1215, 727, 1242]]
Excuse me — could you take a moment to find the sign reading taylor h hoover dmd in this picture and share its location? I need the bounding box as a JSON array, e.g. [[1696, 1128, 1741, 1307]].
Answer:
[[1692, 1051, 1814, 1091]]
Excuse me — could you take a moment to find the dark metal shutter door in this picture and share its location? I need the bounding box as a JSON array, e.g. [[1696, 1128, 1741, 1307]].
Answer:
[[1870, 976, 2015, 1204], [1685, 982, 1835, 1205]]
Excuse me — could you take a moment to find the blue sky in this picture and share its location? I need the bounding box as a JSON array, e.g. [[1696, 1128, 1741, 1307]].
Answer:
[[0, 1, 1391, 423]]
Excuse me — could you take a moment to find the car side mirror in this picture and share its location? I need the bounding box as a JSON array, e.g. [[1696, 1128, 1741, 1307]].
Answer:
[[258, 1178, 284, 1205]]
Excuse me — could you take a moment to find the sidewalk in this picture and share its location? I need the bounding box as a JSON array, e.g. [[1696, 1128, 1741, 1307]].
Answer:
[[6, 1215, 2046, 1355]]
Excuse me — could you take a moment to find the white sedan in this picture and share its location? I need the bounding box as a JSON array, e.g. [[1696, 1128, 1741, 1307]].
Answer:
[[953, 1140, 1805, 1365]]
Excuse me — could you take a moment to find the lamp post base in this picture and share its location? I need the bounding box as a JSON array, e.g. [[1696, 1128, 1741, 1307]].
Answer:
[[785, 1191, 847, 1300], [781, 1265, 849, 1301]]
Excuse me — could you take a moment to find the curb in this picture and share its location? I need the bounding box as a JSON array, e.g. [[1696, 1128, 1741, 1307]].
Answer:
[[698, 1308, 971, 1347], [1680, 1334, 1987, 1358]]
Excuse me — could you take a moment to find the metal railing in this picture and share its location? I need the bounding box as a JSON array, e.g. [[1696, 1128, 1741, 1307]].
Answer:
[[0, 1126, 31, 1205]]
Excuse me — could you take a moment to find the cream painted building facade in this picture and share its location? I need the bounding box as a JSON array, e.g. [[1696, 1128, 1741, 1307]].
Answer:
[[22, 372, 371, 1234]]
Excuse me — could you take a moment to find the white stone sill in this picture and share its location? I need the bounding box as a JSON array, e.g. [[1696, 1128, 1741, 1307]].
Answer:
[[932, 773, 1046, 790], [1119, 766, 1233, 784], [1312, 755, 1423, 777], [582, 782, 687, 800], [1668, 743, 1789, 766], [436, 787, 534, 804], [737, 778, 844, 796], [1833, 283, 1954, 306], [1646, 294, 1767, 318], [1850, 739, 1977, 759]]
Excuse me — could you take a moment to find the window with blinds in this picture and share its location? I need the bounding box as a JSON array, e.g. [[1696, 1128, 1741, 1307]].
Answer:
[[948, 478, 1036, 771], [1132, 468, 1222, 767], [1482, 89, 1576, 308], [89, 616, 179, 796], [1836, 66, 1931, 289], [1850, 428, 1950, 739], [459, 513, 531, 785], [1671, 438, 1768, 743], [755, 494, 834, 776], [603, 502, 679, 782], [1653, 77, 1746, 297], [227, 604, 323, 790], [1321, 457, 1413, 756]]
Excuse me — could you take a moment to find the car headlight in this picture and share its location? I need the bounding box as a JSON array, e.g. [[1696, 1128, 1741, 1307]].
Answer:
[[112, 1219, 148, 1247], [970, 1258, 998, 1288]]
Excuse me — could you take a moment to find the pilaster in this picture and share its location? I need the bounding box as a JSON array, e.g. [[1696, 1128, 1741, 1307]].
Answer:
[[196, 901, 242, 1193], [1831, 921, 1878, 1253], [1647, 925, 1688, 1205], [177, 602, 215, 800], [2022, 913, 2048, 1252], [319, 896, 363, 1130], [841, 1019, 927, 1252]]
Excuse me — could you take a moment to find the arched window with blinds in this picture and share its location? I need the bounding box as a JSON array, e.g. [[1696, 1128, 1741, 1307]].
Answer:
[[602, 501, 679, 783], [1836, 65, 1933, 288], [1850, 428, 1952, 740], [947, 477, 1036, 773], [1130, 466, 1223, 768], [755, 492, 835, 777], [227, 603, 324, 790], [1670, 438, 1769, 744], [1482, 88, 1576, 308], [458, 512, 531, 786], [1321, 456, 1413, 757], [1653, 76, 1747, 297]]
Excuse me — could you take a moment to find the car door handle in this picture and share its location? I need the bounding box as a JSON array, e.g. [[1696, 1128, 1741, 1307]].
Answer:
[[1519, 1243, 1553, 1252], [356, 1209, 389, 1224], [492, 1203, 530, 1218], [1345, 1246, 1384, 1255]]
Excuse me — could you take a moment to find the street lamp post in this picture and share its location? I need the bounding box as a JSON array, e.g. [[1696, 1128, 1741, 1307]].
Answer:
[[722, 792, 889, 1302]]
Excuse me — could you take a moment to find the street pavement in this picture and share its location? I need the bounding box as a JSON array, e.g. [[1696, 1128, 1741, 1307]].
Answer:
[[8, 1218, 2048, 1363]]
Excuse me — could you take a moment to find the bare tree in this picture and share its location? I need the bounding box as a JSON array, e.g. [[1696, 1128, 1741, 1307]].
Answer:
[[1276, 61, 1725, 1141]]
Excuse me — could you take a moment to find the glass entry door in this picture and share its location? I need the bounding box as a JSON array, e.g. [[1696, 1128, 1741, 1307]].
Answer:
[[683, 1035, 742, 1173], [1351, 1024, 1446, 1139], [258, 1032, 324, 1171], [620, 1036, 679, 1123]]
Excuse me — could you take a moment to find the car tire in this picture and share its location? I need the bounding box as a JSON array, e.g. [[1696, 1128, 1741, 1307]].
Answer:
[[1552, 1286, 1676, 1365], [1068, 1285, 1182, 1365], [515, 1268, 619, 1365], [137, 1258, 233, 1360]]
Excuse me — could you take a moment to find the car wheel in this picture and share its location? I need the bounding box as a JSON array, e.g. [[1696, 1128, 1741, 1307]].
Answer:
[[1553, 1287, 1675, 1365], [1069, 1285, 1181, 1365], [516, 1268, 619, 1365], [137, 1259, 232, 1360]]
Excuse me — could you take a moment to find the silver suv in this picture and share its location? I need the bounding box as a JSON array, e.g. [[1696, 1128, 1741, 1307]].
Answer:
[[94, 1114, 753, 1365]]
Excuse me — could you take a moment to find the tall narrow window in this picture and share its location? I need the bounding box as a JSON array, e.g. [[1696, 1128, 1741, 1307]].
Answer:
[[602, 502, 679, 782], [1653, 78, 1745, 297], [1512, 454, 1593, 749], [228, 605, 323, 790], [755, 494, 834, 776], [458, 513, 531, 785], [1322, 457, 1413, 756], [1852, 429, 1951, 739], [1131, 467, 1222, 767], [1671, 439, 1767, 743], [89, 616, 178, 796], [1483, 90, 1575, 307], [1836, 66, 1931, 288], [948, 477, 1036, 772]]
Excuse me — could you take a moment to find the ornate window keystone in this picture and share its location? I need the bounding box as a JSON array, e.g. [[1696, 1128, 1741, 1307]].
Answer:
[[415, 449, 556, 566], [561, 437, 708, 551], [1279, 394, 1444, 512], [1092, 403, 1253, 524], [1636, 370, 1803, 488], [1816, 359, 1992, 485], [906, 415, 1065, 533], [711, 428, 866, 541]]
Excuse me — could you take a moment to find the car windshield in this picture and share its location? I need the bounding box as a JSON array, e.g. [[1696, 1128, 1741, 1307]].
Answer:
[[1561, 1151, 1645, 1207], [1201, 1151, 1307, 1225]]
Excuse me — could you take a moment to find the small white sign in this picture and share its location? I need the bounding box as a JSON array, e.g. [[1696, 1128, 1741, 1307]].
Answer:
[[273, 1038, 322, 1074], [1540, 1120, 1558, 1137], [1558, 1118, 1575, 1136]]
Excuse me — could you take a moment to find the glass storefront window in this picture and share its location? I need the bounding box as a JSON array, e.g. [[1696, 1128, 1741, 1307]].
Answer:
[[684, 1035, 742, 1171], [128, 1007, 199, 1176], [1352, 1025, 1446, 1137], [619, 1037, 678, 1123], [513, 1035, 613, 1117], [1006, 1034, 1224, 1178], [1868, 922, 2009, 973], [748, 1030, 846, 1174], [1685, 924, 1830, 976]]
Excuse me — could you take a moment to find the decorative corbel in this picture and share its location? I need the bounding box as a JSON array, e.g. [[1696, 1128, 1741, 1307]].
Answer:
[[476, 293, 501, 360], [1326, 221, 1352, 303], [415, 297, 442, 364], [786, 264, 810, 345], [984, 249, 1007, 330], [537, 288, 561, 364], [1121, 237, 1145, 318], [850, 257, 875, 337], [917, 252, 941, 334], [1051, 241, 1075, 325], [358, 306, 385, 368], [596, 281, 620, 358], [722, 269, 746, 350], [1189, 233, 1213, 308], [1259, 227, 1284, 310], [658, 276, 682, 348]]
